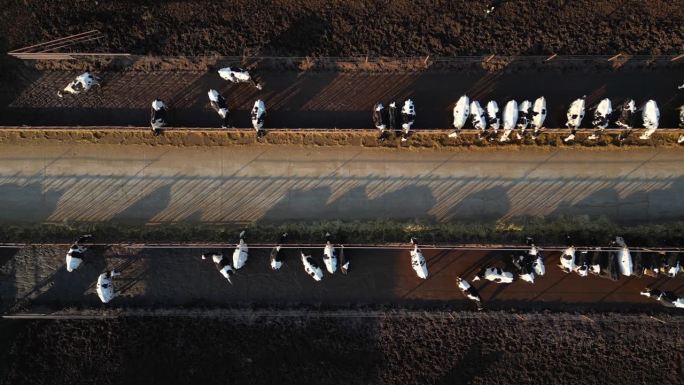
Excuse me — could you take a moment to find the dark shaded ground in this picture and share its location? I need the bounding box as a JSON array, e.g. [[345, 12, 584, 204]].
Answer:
[[0, 313, 682, 385], [1, 67, 682, 128], [1, 0, 683, 56]]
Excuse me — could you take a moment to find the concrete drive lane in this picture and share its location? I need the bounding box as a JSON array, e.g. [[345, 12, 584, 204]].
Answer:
[[0, 144, 682, 224]]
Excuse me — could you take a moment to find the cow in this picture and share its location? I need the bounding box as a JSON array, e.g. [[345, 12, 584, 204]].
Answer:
[[150, 99, 168, 136], [639, 100, 660, 140], [664, 252, 681, 277], [251, 99, 266, 137], [470, 100, 487, 138], [527, 238, 545, 277], [485, 100, 500, 140], [218, 67, 263, 90], [614, 236, 633, 276], [339, 245, 350, 274], [65, 234, 93, 272], [559, 237, 576, 273], [409, 238, 428, 279], [574, 250, 589, 277], [616, 99, 637, 141], [516, 100, 532, 139], [640, 288, 684, 308], [449, 95, 470, 138], [456, 277, 483, 310], [323, 232, 338, 274], [208, 89, 230, 128], [589, 247, 602, 276], [270, 233, 288, 271], [400, 99, 416, 142], [473, 266, 515, 283], [57, 72, 100, 97], [588, 98, 612, 140], [499, 100, 518, 142], [232, 231, 249, 270], [389, 102, 398, 135], [373, 103, 389, 141], [96, 270, 121, 303], [564, 96, 586, 142], [301, 251, 324, 281], [530, 96, 547, 138], [202, 252, 236, 284], [511, 252, 536, 283]]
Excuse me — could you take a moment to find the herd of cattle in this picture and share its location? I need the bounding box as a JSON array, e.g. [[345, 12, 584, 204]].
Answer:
[[64, 232, 683, 309], [57, 70, 684, 142]]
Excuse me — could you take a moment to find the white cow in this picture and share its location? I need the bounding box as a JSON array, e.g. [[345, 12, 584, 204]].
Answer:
[[530, 96, 547, 136], [301, 252, 324, 281], [499, 100, 518, 142], [470, 100, 487, 136], [564, 97, 586, 142], [96, 270, 121, 304], [218, 67, 262, 90], [323, 232, 337, 274], [65, 234, 92, 272], [614, 236, 633, 277], [232, 231, 249, 270], [57, 72, 100, 97], [449, 95, 470, 138], [486, 101, 500, 138], [639, 100, 660, 140], [409, 238, 428, 279]]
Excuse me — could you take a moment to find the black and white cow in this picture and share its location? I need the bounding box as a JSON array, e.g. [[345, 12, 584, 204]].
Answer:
[[65, 234, 93, 272], [373, 103, 390, 141], [640, 288, 684, 308], [564, 96, 586, 142], [473, 266, 514, 283], [218, 67, 263, 90], [409, 238, 428, 279], [511, 251, 536, 283], [251, 99, 266, 137], [208, 89, 230, 128], [202, 252, 235, 284], [677, 105, 684, 144], [232, 231, 249, 270], [530, 96, 547, 138], [574, 250, 590, 277], [485, 100, 500, 140], [516, 100, 532, 139], [323, 232, 337, 274], [96, 270, 121, 303], [616, 99, 637, 141], [301, 251, 324, 281], [339, 245, 350, 274], [57, 72, 100, 97], [588, 98, 612, 140], [270, 233, 288, 270], [150, 99, 168, 136], [456, 277, 483, 310], [664, 252, 681, 277], [400, 99, 416, 142]]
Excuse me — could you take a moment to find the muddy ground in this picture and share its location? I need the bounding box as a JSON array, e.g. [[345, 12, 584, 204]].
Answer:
[[1, 1, 683, 56], [0, 313, 682, 385]]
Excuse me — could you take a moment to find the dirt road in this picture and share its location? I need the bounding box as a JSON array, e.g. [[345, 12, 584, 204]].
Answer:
[[2, 68, 683, 128], [3, 245, 683, 314], [0, 144, 683, 224]]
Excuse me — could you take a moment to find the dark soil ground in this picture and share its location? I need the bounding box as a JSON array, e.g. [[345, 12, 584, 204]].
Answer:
[[1, 1, 683, 56], [0, 313, 681, 385]]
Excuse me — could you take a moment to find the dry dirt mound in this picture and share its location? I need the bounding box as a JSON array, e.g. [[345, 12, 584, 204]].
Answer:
[[0, 313, 681, 385], [1, 1, 683, 56]]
